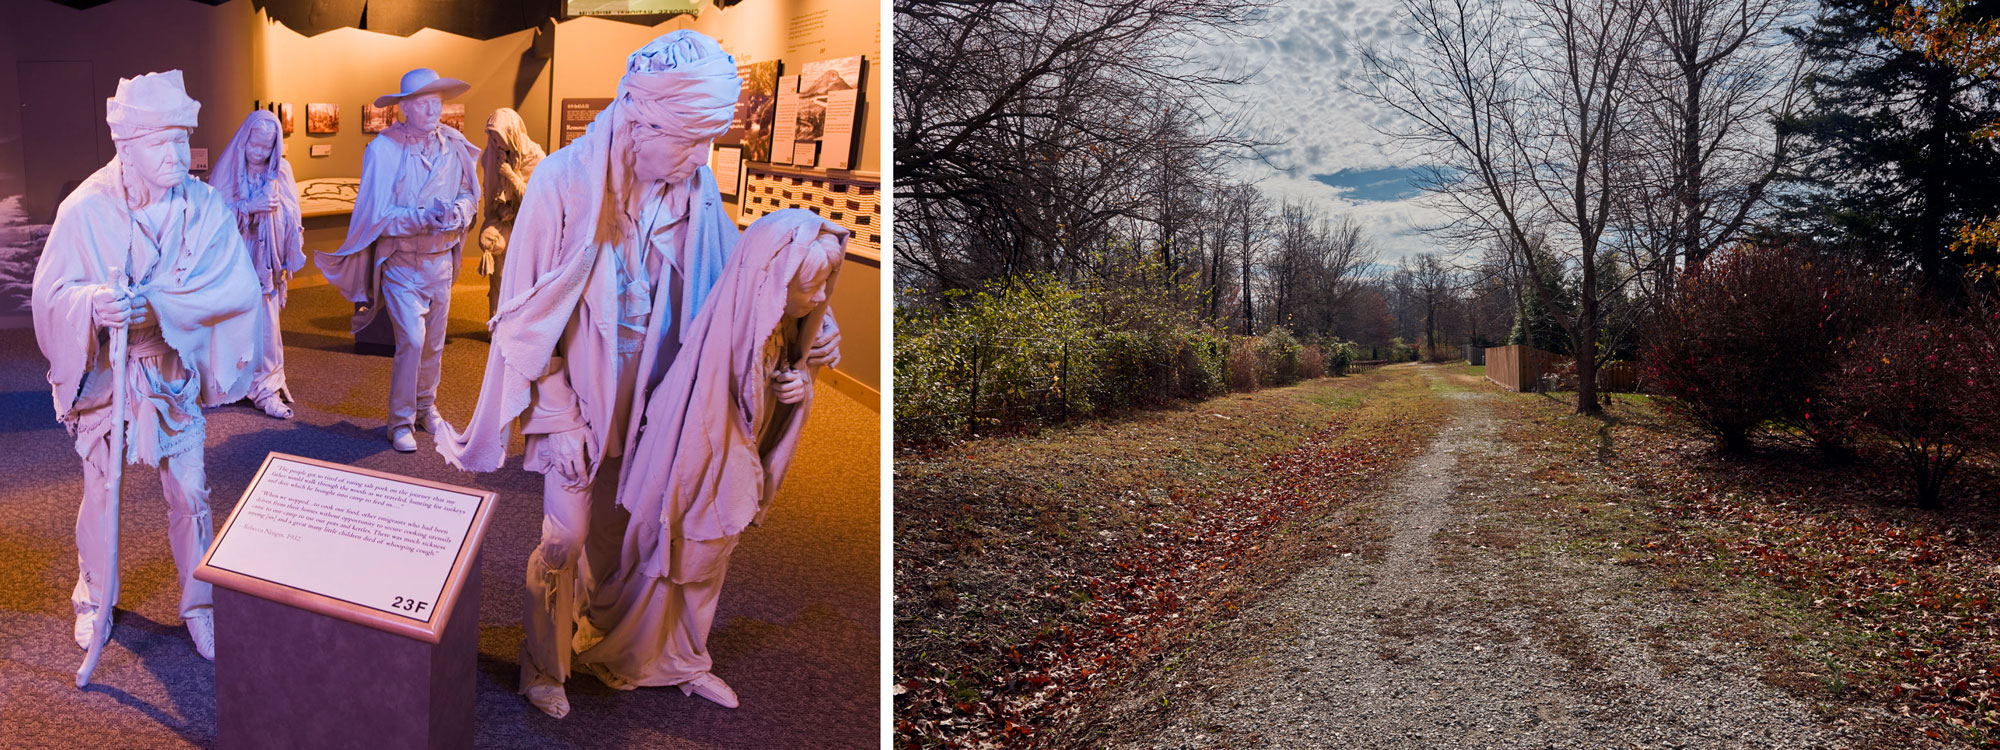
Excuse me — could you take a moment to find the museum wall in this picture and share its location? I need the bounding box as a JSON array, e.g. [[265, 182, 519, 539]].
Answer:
[[0, 0, 260, 224], [258, 18, 553, 183], [548, 1, 885, 396]]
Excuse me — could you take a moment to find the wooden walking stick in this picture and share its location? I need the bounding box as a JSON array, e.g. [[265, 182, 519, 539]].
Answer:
[[77, 268, 128, 689]]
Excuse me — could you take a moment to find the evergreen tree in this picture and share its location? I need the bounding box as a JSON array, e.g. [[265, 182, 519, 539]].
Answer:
[[1777, 0, 2000, 295], [1508, 252, 1575, 355]]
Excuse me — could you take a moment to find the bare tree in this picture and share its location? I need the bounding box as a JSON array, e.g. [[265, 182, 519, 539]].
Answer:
[[1622, 0, 1805, 295], [1358, 0, 1653, 414], [894, 0, 1268, 295]]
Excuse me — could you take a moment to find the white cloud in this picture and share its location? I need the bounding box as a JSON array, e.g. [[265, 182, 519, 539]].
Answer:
[[1205, 0, 1468, 267]]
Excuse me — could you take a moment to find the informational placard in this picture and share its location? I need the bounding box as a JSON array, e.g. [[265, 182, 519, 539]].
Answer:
[[561, 98, 614, 148], [309, 144, 331, 158], [190, 148, 209, 172], [196, 454, 496, 643], [771, 76, 800, 165], [711, 145, 742, 200], [819, 88, 857, 170]]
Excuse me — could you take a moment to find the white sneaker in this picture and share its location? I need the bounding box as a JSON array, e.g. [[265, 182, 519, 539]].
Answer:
[[681, 671, 739, 709], [74, 611, 111, 651], [416, 408, 443, 433], [523, 683, 570, 719], [390, 426, 418, 453], [186, 611, 215, 661]]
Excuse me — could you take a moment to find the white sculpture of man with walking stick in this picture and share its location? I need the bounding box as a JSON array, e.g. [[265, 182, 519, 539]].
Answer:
[[31, 70, 263, 684]]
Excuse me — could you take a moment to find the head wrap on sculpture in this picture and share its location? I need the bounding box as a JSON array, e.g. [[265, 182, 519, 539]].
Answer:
[[482, 108, 546, 217], [106, 70, 201, 141], [211, 110, 296, 206], [616, 30, 740, 140]]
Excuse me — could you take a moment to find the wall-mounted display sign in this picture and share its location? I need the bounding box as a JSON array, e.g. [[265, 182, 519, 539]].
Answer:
[[560, 97, 613, 148], [793, 55, 864, 170], [565, 0, 699, 16], [722, 60, 782, 163], [711, 145, 743, 200], [771, 75, 800, 166]]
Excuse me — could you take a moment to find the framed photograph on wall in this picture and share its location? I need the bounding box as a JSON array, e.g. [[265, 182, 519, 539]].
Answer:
[[275, 103, 294, 136], [722, 60, 781, 163], [306, 103, 338, 135], [362, 103, 399, 134], [441, 103, 466, 132]]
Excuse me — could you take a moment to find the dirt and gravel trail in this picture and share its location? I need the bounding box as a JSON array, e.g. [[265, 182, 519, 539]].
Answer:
[[1124, 369, 1858, 749]]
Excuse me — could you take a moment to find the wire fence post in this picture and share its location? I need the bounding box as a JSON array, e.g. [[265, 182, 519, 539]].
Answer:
[[966, 331, 983, 438], [1059, 340, 1070, 423]]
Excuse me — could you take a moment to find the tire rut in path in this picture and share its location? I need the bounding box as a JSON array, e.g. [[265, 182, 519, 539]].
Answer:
[[1127, 375, 1854, 750]]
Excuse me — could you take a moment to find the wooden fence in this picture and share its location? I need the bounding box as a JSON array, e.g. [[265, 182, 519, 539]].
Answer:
[[1483, 344, 1639, 393], [1485, 345, 1566, 392]]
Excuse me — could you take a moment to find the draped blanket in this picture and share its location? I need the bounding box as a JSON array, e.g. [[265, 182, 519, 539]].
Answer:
[[434, 90, 736, 477], [32, 159, 263, 438]]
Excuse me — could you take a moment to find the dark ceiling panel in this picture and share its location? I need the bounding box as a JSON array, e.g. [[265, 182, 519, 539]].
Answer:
[[40, 0, 720, 37], [252, 0, 565, 39]]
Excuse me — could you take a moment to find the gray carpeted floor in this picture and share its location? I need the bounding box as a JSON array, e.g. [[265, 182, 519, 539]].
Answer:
[[0, 257, 881, 748]]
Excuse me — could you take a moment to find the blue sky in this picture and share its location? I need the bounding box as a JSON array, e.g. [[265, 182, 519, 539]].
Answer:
[[1189, 0, 1448, 265]]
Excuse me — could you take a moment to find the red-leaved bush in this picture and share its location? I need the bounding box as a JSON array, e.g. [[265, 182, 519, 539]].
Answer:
[[1641, 245, 1880, 456], [1826, 307, 2000, 508]]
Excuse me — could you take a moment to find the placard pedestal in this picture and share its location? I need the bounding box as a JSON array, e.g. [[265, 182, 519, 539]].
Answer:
[[194, 454, 497, 750], [214, 557, 480, 750]]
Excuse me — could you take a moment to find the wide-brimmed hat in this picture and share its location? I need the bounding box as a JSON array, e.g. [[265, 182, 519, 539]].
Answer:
[[374, 68, 470, 108]]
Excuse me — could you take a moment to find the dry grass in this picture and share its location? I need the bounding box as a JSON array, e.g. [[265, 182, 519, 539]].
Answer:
[[893, 366, 1450, 748], [1474, 386, 2000, 748]]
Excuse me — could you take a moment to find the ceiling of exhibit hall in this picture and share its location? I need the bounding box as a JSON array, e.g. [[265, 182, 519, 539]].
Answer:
[[33, 0, 714, 38]]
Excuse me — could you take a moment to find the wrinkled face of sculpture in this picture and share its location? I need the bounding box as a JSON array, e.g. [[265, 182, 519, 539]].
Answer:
[[785, 239, 837, 319], [245, 121, 278, 168], [628, 118, 711, 184], [403, 94, 442, 132], [117, 127, 193, 191]]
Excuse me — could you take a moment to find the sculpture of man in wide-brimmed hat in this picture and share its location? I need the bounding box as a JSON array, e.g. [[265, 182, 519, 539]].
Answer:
[[316, 67, 480, 452], [32, 70, 263, 666], [435, 30, 839, 718]]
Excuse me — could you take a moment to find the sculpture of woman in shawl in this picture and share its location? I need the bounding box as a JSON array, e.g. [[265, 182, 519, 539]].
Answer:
[[210, 110, 305, 418], [476, 108, 544, 314], [570, 208, 846, 705]]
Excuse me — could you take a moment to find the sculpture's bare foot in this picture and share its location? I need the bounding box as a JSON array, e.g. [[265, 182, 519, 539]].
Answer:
[[524, 684, 569, 718], [391, 426, 418, 453], [186, 611, 215, 661], [681, 671, 738, 709], [74, 611, 111, 651], [253, 392, 293, 420]]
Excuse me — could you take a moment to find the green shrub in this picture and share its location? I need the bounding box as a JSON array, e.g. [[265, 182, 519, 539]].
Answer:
[[1259, 327, 1305, 385]]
